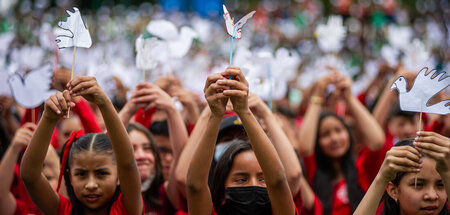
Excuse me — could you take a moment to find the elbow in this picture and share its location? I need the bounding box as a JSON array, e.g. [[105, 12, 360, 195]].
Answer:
[[186, 177, 205, 194], [266, 171, 289, 189], [175, 169, 187, 192], [287, 170, 302, 194], [20, 166, 34, 185]]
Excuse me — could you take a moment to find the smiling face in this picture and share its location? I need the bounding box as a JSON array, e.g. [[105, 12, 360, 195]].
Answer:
[[225, 150, 265, 188], [318, 116, 350, 159], [388, 158, 447, 215], [69, 151, 118, 213], [129, 130, 156, 182]]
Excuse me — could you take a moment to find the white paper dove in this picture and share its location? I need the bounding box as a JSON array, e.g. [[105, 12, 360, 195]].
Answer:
[[315, 16, 346, 53], [391, 68, 450, 115], [146, 20, 198, 58], [8, 64, 57, 108], [223, 4, 256, 39], [56, 7, 92, 49]]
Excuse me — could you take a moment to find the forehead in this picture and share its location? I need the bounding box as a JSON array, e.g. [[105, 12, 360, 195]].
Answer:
[[320, 116, 345, 129], [401, 158, 441, 182], [153, 135, 170, 148], [61, 117, 82, 132], [229, 150, 262, 174], [70, 151, 116, 170], [129, 130, 150, 145]]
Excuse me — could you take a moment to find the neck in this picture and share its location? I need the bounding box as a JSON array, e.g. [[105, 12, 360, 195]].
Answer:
[[83, 206, 108, 215]]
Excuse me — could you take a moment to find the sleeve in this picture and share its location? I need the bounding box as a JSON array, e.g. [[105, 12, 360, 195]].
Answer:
[[134, 108, 157, 128], [425, 119, 444, 134], [301, 154, 316, 185], [158, 184, 177, 215], [13, 199, 27, 215], [20, 106, 41, 126], [109, 193, 145, 215], [57, 193, 72, 215], [72, 98, 102, 133], [293, 190, 323, 215], [355, 140, 393, 191]]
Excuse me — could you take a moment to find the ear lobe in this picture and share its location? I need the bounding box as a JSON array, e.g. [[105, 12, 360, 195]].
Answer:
[[116, 179, 120, 186], [386, 181, 399, 202]]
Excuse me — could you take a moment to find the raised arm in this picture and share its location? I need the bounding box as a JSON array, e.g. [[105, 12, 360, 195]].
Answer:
[[68, 76, 142, 215], [132, 82, 189, 207], [248, 93, 302, 196], [354, 145, 420, 215], [0, 123, 36, 215], [175, 106, 211, 197], [21, 91, 75, 215], [219, 67, 296, 215], [296, 75, 333, 156], [336, 75, 385, 150]]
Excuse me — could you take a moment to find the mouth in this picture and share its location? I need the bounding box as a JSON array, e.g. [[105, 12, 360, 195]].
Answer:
[[84, 194, 101, 203], [420, 206, 438, 214]]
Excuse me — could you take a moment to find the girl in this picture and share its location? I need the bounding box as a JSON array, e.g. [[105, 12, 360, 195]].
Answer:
[[20, 76, 143, 215], [355, 131, 450, 215], [186, 67, 297, 215], [126, 122, 166, 214], [296, 72, 387, 214]]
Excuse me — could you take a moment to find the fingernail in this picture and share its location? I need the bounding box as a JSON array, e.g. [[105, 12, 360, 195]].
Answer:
[[217, 80, 225, 84], [57, 111, 61, 114]]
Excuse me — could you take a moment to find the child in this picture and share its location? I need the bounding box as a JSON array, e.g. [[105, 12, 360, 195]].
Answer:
[[20, 76, 143, 215], [186, 67, 297, 215], [354, 131, 450, 215]]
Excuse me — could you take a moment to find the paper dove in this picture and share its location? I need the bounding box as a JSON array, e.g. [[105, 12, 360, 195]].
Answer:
[[146, 20, 198, 58], [315, 16, 346, 53], [56, 7, 92, 49], [391, 68, 450, 115], [8, 64, 57, 108], [223, 5, 256, 39]]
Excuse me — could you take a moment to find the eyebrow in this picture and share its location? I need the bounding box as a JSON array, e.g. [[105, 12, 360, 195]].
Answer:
[[231, 172, 249, 177], [95, 168, 110, 172]]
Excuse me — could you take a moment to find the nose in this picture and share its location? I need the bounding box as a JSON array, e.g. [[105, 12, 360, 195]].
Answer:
[[85, 176, 98, 190], [134, 147, 144, 159], [248, 177, 259, 187], [424, 187, 439, 201]]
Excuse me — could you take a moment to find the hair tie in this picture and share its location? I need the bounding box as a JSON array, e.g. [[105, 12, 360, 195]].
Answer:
[[56, 130, 84, 192]]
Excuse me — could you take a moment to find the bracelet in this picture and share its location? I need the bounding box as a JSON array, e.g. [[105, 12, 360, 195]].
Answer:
[[310, 95, 323, 105]]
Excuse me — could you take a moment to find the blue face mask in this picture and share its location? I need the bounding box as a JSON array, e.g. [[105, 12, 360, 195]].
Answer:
[[214, 140, 236, 161], [218, 186, 272, 215]]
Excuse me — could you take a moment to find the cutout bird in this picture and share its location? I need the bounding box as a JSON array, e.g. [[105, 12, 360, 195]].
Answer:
[[223, 5, 255, 39]]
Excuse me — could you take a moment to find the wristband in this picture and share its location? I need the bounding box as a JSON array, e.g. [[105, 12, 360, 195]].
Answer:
[[310, 95, 323, 105]]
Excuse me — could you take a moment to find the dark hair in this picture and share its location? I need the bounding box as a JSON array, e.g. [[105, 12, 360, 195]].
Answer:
[[313, 112, 364, 214], [61, 133, 120, 215], [127, 123, 164, 212], [388, 105, 417, 122], [210, 140, 253, 213], [149, 120, 169, 137], [382, 139, 450, 215]]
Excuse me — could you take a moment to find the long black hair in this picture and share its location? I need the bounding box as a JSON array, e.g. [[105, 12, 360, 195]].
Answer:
[[61, 133, 120, 215], [210, 140, 253, 213], [382, 139, 450, 215], [127, 123, 164, 213], [313, 112, 364, 214]]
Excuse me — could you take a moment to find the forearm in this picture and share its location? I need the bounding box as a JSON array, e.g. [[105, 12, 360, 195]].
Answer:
[[185, 103, 200, 125], [118, 105, 133, 128], [0, 145, 22, 195], [296, 103, 321, 156], [262, 110, 302, 195], [175, 107, 210, 196], [21, 118, 57, 181], [347, 96, 385, 150], [165, 106, 188, 159], [373, 83, 397, 128], [186, 114, 221, 192], [238, 110, 286, 186], [354, 175, 388, 215]]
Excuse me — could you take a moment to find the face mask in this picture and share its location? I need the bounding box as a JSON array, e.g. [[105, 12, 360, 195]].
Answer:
[[218, 186, 272, 215], [214, 140, 235, 161], [141, 173, 155, 192]]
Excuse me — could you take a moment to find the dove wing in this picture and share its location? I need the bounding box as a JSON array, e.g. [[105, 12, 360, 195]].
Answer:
[[233, 10, 255, 39], [222, 5, 234, 37], [24, 64, 53, 92], [55, 7, 92, 49]]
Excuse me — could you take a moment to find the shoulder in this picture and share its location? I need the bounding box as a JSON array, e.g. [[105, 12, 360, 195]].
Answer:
[[57, 194, 72, 215]]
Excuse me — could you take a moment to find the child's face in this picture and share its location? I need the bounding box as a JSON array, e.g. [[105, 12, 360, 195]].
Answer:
[[388, 158, 447, 215], [129, 130, 156, 182], [388, 116, 418, 140], [225, 151, 266, 188], [70, 151, 118, 211], [318, 116, 350, 159], [153, 134, 172, 180]]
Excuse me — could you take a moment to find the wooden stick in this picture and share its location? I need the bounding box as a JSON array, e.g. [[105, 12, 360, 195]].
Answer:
[[66, 46, 77, 118], [32, 108, 35, 124], [415, 111, 423, 189]]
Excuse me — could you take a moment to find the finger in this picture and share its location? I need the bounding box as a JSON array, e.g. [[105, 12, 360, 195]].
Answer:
[[22, 122, 37, 131], [221, 68, 247, 85], [417, 148, 445, 161], [49, 95, 62, 114], [208, 93, 229, 101], [204, 74, 225, 92], [389, 163, 421, 173], [415, 133, 450, 147], [47, 96, 62, 115], [132, 95, 159, 103], [216, 79, 248, 91], [143, 102, 157, 111], [388, 156, 421, 168], [136, 82, 153, 89], [69, 76, 95, 89], [223, 90, 247, 97], [414, 141, 447, 153], [71, 80, 97, 94], [133, 88, 159, 97], [56, 92, 68, 111], [389, 147, 421, 162], [205, 83, 228, 96]]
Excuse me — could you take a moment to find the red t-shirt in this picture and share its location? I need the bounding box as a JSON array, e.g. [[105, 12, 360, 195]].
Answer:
[[57, 193, 138, 215], [303, 142, 392, 215], [14, 198, 42, 215], [11, 165, 43, 215]]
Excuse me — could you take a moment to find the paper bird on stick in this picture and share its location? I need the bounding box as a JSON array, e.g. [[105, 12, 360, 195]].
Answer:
[[391, 67, 450, 115], [222, 4, 255, 66], [55, 7, 92, 117]]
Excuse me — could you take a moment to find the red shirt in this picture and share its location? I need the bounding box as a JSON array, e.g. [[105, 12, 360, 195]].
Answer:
[[11, 165, 43, 215], [303, 142, 392, 215], [57, 193, 137, 215]]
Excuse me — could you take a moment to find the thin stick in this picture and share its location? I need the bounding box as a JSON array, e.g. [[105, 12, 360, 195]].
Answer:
[[32, 108, 35, 124], [415, 110, 423, 189], [67, 46, 77, 118]]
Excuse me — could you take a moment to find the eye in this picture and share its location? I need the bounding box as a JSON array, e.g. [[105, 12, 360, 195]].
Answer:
[[96, 171, 110, 176], [234, 178, 248, 183], [410, 182, 423, 189], [259, 177, 265, 183], [74, 172, 86, 177]]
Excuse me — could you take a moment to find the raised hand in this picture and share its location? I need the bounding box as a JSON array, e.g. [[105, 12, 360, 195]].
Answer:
[[335, 74, 352, 99], [414, 131, 450, 174], [67, 76, 109, 106], [131, 82, 175, 112], [204, 73, 228, 117], [11, 123, 37, 149], [218, 67, 249, 115], [43, 90, 75, 120], [378, 146, 421, 182]]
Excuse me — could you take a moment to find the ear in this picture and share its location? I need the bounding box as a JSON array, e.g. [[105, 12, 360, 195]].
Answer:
[[116, 179, 120, 186], [386, 181, 399, 202]]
